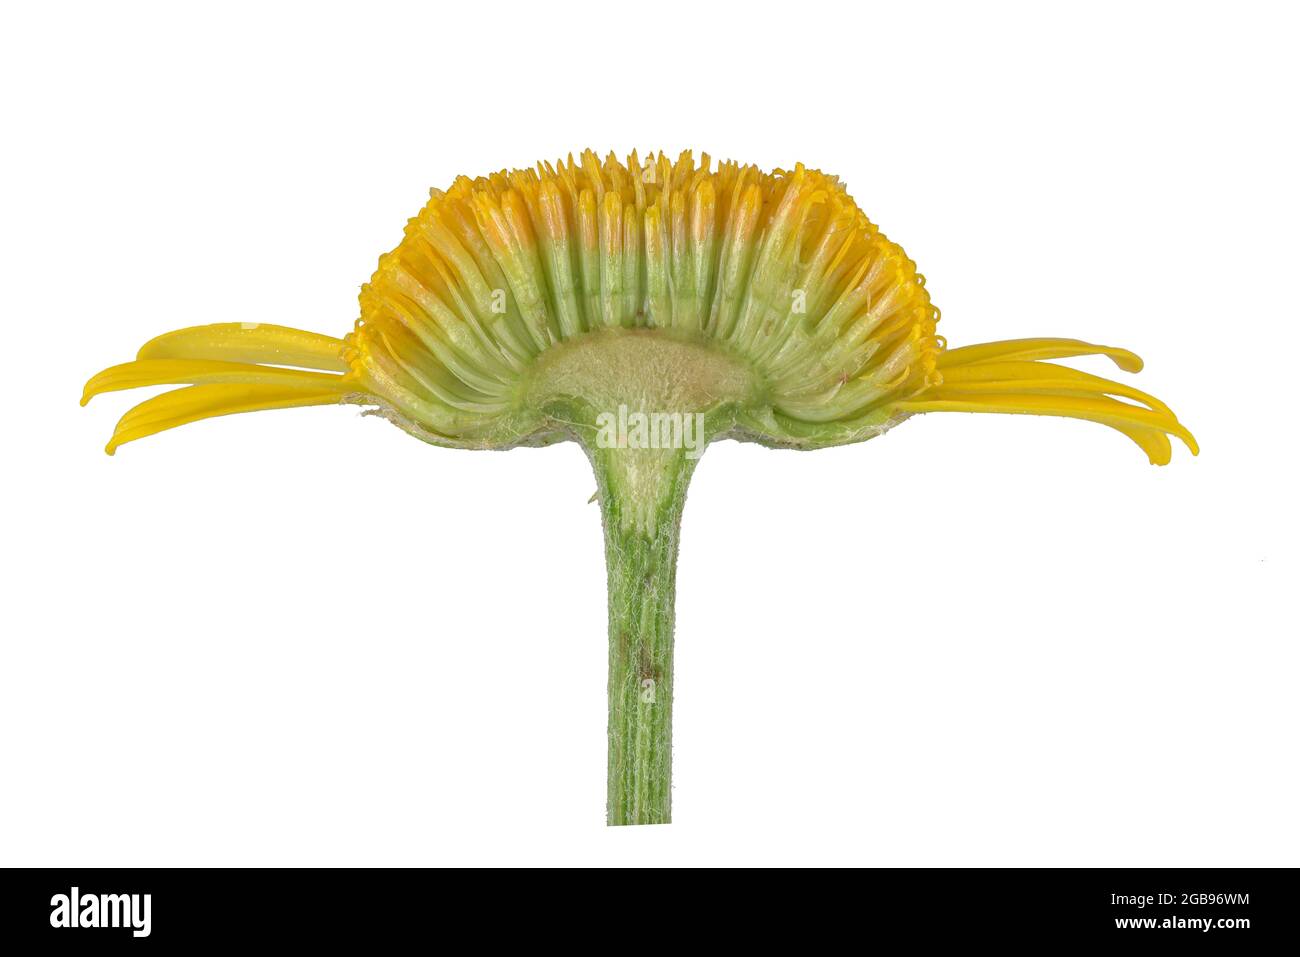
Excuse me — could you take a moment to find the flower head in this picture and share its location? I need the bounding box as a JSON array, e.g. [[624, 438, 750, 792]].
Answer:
[[85, 150, 1195, 463]]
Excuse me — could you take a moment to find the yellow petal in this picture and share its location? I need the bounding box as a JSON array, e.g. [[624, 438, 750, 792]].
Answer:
[[937, 338, 1143, 373], [936, 360, 1173, 415], [898, 390, 1198, 464], [137, 324, 349, 371], [105, 384, 345, 454], [82, 359, 351, 406]]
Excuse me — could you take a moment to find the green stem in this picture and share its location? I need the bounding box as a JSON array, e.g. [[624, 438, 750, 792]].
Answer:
[[590, 443, 696, 826]]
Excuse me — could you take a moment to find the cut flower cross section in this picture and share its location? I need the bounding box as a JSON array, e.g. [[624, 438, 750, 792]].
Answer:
[[84, 150, 1197, 824]]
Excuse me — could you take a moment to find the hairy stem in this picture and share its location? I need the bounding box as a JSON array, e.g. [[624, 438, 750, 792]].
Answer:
[[590, 443, 697, 826]]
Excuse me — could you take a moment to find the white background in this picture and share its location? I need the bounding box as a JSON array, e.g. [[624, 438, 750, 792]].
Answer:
[[2, 2, 1296, 867]]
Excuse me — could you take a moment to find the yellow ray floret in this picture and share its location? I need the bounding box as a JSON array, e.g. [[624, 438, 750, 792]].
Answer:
[[102, 383, 348, 455], [82, 359, 351, 405], [902, 338, 1197, 465], [138, 323, 349, 371], [937, 337, 1145, 373], [85, 323, 356, 453]]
